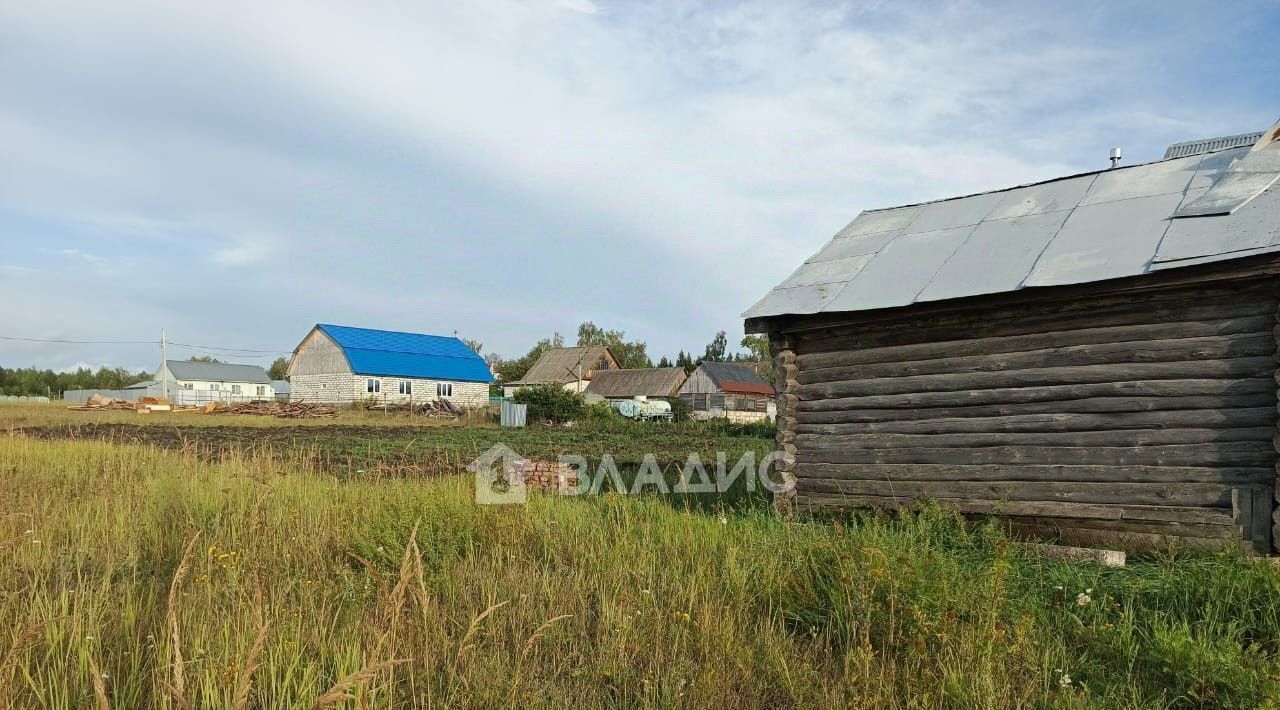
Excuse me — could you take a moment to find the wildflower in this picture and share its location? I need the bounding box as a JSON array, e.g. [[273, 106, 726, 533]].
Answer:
[[718, 516, 728, 525], [1075, 591, 1092, 607], [1058, 672, 1072, 688], [1053, 585, 1063, 591], [101, 672, 109, 680]]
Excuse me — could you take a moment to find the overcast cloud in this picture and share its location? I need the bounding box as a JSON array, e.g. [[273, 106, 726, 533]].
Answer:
[[1, 0, 1276, 371]]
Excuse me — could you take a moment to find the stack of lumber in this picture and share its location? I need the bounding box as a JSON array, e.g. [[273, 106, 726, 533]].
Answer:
[[67, 394, 137, 411], [366, 399, 464, 417], [203, 401, 338, 418]]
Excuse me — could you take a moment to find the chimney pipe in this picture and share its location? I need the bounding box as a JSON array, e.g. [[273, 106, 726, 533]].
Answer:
[[1109, 147, 1122, 169]]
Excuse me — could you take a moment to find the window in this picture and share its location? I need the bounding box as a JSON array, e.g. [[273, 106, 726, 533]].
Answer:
[[436, 382, 452, 397], [256, 385, 266, 397], [366, 378, 380, 394], [210, 383, 221, 392], [231, 384, 242, 395], [399, 381, 412, 396]]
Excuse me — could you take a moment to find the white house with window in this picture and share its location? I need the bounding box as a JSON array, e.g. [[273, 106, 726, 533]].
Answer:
[[144, 360, 275, 405], [287, 324, 492, 407]]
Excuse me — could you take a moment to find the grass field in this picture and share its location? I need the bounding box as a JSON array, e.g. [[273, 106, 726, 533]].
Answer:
[[3, 403, 1280, 708]]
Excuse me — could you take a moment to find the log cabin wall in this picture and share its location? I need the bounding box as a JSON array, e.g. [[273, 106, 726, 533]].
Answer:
[[770, 271, 1280, 552]]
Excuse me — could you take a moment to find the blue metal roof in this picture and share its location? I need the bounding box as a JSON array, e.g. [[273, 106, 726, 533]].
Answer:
[[316, 324, 493, 383]]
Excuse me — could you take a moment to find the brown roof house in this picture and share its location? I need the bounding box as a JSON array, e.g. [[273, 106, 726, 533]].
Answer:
[[745, 120, 1280, 553], [502, 346, 619, 398], [585, 367, 688, 400], [678, 361, 776, 423]]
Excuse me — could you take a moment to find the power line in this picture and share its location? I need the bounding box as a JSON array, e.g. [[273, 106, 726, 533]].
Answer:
[[0, 334, 292, 356], [0, 335, 158, 345]]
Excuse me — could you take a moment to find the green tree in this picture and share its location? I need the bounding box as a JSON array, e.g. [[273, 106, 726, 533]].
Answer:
[[576, 321, 651, 369], [267, 357, 289, 380], [494, 333, 565, 383], [462, 338, 483, 356], [702, 330, 728, 362], [188, 355, 223, 363], [656, 356, 673, 368]]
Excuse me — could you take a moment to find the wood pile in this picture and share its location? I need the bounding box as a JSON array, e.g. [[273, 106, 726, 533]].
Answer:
[[365, 399, 465, 417], [67, 394, 138, 411], [204, 401, 337, 419]]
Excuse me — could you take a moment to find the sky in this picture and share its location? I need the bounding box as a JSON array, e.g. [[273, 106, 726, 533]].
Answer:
[[1, 0, 1277, 373]]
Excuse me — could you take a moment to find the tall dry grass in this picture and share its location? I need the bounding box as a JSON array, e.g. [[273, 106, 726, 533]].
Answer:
[[2, 436, 1279, 708]]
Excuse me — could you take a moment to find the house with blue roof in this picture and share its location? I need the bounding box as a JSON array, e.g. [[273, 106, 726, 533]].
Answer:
[[287, 324, 493, 407]]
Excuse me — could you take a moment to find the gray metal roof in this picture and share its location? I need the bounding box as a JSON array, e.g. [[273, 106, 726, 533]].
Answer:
[[746, 125, 1280, 321], [164, 360, 272, 384]]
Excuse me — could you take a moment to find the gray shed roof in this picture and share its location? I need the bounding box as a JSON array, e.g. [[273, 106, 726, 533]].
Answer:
[[164, 360, 272, 384], [508, 346, 617, 385], [746, 122, 1280, 322], [584, 367, 687, 398]]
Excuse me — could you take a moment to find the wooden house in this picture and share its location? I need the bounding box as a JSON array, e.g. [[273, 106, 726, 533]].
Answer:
[[502, 346, 618, 398], [745, 122, 1280, 553], [288, 324, 492, 407], [678, 362, 776, 423]]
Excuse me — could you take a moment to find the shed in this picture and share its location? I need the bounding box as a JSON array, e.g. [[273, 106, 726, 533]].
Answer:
[[502, 346, 618, 398], [746, 121, 1280, 553], [585, 367, 688, 399], [678, 361, 776, 423], [288, 324, 492, 407]]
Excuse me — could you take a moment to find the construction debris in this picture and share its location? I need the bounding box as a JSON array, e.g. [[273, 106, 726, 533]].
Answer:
[[67, 394, 140, 411], [204, 401, 338, 419], [360, 399, 464, 417]]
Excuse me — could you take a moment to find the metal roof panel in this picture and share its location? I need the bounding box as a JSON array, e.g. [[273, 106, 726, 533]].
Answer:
[[919, 211, 1068, 302], [983, 175, 1094, 221], [1155, 185, 1280, 263], [824, 226, 973, 312], [1078, 154, 1199, 206], [1024, 192, 1186, 287], [838, 206, 921, 237]]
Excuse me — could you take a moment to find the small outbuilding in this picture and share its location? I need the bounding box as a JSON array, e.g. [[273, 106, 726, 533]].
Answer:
[[502, 346, 618, 398], [677, 361, 776, 423], [746, 123, 1280, 553], [288, 324, 492, 407], [585, 367, 688, 400]]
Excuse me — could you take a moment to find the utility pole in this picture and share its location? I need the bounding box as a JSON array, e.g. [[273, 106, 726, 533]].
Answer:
[[161, 328, 169, 403]]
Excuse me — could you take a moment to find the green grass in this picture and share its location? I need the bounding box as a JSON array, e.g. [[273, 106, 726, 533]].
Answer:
[[2, 427, 1280, 707]]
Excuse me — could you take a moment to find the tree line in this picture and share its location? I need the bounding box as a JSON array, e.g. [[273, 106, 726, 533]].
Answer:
[[0, 366, 153, 397]]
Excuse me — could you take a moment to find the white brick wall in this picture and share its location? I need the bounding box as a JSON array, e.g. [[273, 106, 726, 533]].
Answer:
[[290, 373, 488, 408]]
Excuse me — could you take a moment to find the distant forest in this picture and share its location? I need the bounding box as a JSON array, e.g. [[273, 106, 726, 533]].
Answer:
[[0, 366, 152, 397]]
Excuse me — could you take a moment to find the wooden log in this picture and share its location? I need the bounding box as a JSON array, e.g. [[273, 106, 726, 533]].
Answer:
[[1018, 542, 1126, 567], [797, 315, 1275, 370], [791, 490, 1237, 525], [798, 379, 1277, 411], [799, 359, 1276, 399], [792, 462, 1275, 485], [1002, 522, 1233, 552], [1000, 515, 1236, 537], [796, 292, 1275, 353], [796, 393, 1277, 420], [797, 442, 1276, 467], [795, 427, 1275, 449], [798, 334, 1276, 384], [800, 477, 1229, 507], [794, 408, 1276, 433]]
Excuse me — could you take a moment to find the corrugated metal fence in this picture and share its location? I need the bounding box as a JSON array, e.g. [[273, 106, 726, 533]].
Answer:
[[500, 400, 527, 428]]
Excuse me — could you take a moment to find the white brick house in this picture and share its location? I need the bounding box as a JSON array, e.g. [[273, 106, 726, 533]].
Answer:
[[287, 324, 492, 408]]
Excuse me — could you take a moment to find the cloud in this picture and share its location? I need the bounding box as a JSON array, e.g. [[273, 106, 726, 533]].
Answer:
[[557, 0, 601, 15], [212, 238, 275, 266], [0, 1, 1276, 369], [59, 248, 107, 265]]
